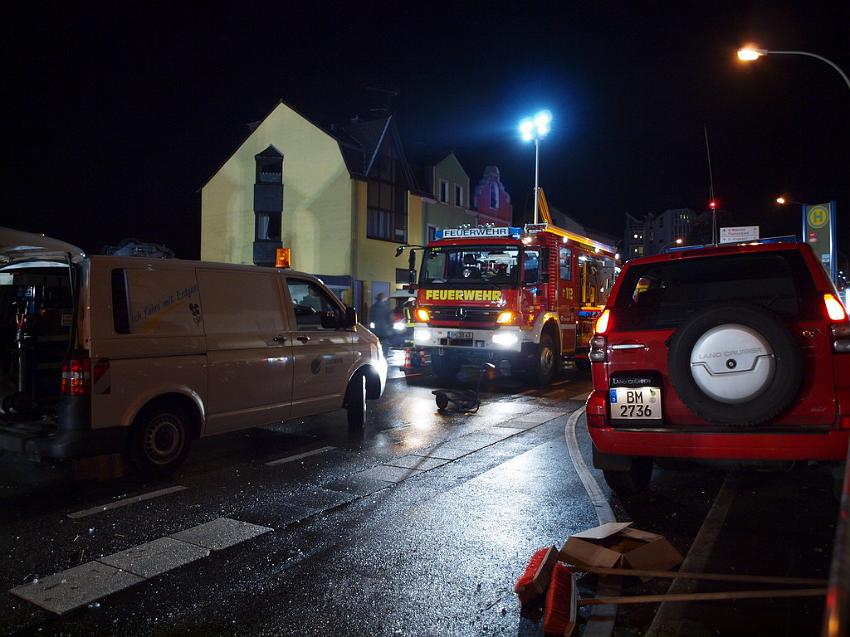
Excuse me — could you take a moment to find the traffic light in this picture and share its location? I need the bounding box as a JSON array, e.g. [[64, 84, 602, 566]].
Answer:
[[709, 200, 717, 210]]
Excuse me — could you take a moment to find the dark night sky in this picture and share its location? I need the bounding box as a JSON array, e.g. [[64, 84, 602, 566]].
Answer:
[[5, 2, 849, 261]]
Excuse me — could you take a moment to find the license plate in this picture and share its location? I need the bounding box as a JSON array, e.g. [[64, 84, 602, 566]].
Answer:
[[609, 387, 662, 420], [448, 331, 472, 339]]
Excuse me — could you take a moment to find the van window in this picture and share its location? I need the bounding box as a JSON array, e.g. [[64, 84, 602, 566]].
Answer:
[[286, 279, 342, 330], [125, 269, 203, 335], [197, 269, 284, 335]]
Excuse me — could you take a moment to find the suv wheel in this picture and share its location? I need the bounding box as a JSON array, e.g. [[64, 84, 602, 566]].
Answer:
[[603, 457, 653, 496], [667, 303, 803, 425]]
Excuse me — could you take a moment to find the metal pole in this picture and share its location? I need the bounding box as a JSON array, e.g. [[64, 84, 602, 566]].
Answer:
[[765, 50, 850, 94], [533, 136, 540, 224]]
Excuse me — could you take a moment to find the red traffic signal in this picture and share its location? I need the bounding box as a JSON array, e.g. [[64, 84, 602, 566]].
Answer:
[[709, 200, 717, 210]]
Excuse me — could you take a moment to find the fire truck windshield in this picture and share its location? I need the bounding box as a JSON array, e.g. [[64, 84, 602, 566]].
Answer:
[[420, 245, 521, 287]]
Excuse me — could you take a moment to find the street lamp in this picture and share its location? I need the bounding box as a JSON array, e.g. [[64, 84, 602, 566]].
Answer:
[[737, 46, 850, 93], [518, 110, 552, 224], [776, 195, 806, 240]]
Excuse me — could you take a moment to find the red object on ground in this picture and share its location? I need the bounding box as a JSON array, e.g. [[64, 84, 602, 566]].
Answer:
[[543, 562, 578, 637], [515, 546, 558, 604]]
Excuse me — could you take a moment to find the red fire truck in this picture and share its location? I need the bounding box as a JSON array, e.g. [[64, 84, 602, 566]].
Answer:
[[409, 210, 618, 385]]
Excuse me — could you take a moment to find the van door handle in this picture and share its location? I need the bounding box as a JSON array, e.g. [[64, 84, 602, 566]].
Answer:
[[296, 336, 311, 343], [273, 335, 287, 343]]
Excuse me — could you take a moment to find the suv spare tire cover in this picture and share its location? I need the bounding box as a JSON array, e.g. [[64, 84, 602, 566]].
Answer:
[[667, 303, 802, 425]]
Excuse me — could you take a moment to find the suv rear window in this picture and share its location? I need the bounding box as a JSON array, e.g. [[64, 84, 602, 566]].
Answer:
[[613, 250, 819, 330]]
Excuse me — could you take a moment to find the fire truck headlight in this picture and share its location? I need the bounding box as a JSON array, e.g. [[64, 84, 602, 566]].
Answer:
[[414, 328, 431, 343], [496, 311, 515, 325], [393, 320, 406, 332], [415, 307, 430, 322], [492, 331, 519, 347]]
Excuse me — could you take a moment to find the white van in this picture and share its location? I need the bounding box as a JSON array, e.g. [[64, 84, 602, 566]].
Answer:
[[0, 228, 386, 476]]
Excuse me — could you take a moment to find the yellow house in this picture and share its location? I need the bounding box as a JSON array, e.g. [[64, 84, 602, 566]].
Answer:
[[202, 101, 439, 317]]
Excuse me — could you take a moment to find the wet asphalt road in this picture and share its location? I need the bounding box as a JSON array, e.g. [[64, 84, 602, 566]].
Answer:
[[0, 354, 841, 636]]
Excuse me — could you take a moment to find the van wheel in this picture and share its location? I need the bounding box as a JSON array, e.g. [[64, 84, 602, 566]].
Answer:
[[346, 372, 367, 429], [528, 333, 556, 386], [603, 458, 653, 496], [128, 403, 192, 478]]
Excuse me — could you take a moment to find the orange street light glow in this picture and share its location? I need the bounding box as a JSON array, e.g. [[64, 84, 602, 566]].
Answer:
[[737, 47, 766, 62]]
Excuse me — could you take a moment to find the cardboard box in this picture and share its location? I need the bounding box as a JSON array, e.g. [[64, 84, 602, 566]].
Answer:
[[559, 522, 683, 575]]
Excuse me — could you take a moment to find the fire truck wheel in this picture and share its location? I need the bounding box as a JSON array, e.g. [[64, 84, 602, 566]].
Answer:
[[346, 372, 367, 429], [528, 333, 556, 386], [128, 402, 193, 478], [603, 457, 653, 496], [431, 354, 460, 383]]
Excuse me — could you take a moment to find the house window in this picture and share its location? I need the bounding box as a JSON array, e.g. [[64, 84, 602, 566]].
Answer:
[[490, 184, 499, 208], [440, 180, 449, 203], [427, 225, 438, 243], [367, 179, 407, 243], [255, 147, 283, 184], [256, 212, 281, 241], [455, 185, 463, 207]]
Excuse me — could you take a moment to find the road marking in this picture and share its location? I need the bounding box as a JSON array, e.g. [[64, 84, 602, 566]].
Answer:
[[10, 561, 143, 615], [645, 474, 739, 637], [564, 407, 614, 523], [10, 517, 272, 615], [98, 536, 210, 579], [565, 407, 617, 637], [265, 446, 335, 466], [67, 485, 187, 519], [171, 517, 273, 551]]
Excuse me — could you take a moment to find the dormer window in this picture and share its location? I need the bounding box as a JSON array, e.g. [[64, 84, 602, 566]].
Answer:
[[440, 180, 449, 203], [256, 146, 283, 184]]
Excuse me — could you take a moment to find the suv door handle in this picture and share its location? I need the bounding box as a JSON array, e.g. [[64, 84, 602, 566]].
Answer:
[[273, 335, 287, 343], [296, 336, 311, 343]]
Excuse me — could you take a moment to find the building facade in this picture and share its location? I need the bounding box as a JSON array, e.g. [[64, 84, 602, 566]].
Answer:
[[201, 101, 470, 318], [623, 208, 695, 259], [472, 166, 513, 226], [417, 152, 477, 243]]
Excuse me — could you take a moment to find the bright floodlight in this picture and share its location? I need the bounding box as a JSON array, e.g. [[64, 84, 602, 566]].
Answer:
[[737, 47, 766, 62], [519, 118, 534, 142], [776, 196, 787, 205], [533, 110, 552, 136]]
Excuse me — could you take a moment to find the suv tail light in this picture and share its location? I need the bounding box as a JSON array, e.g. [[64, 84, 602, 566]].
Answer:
[[594, 309, 611, 334], [589, 335, 607, 362], [831, 323, 850, 353], [61, 355, 91, 396], [586, 390, 609, 428], [823, 293, 847, 321]]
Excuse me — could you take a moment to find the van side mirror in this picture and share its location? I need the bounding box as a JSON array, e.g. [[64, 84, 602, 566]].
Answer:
[[343, 306, 357, 328]]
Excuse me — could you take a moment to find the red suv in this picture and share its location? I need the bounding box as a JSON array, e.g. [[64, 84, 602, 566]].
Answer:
[[586, 241, 850, 495]]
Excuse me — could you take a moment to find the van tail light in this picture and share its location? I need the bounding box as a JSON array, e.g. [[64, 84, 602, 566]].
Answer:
[[589, 335, 607, 363], [586, 390, 609, 428], [831, 323, 850, 353], [823, 293, 847, 321], [594, 309, 611, 335], [61, 355, 91, 396]]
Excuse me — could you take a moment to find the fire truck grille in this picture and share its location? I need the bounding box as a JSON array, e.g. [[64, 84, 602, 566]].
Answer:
[[429, 307, 500, 324]]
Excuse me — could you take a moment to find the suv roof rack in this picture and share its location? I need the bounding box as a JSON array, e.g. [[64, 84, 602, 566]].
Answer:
[[663, 235, 800, 253]]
